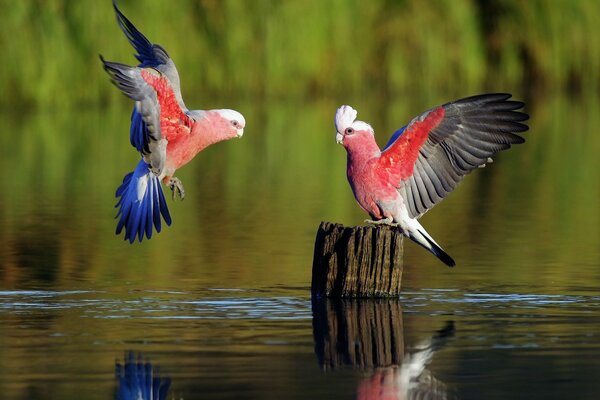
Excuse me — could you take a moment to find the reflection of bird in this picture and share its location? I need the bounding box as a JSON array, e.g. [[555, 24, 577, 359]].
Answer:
[[101, 1, 245, 243], [396, 321, 455, 397], [335, 95, 528, 266], [115, 352, 171, 400], [357, 321, 456, 400]]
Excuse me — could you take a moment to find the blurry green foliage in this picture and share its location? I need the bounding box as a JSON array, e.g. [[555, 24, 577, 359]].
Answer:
[[0, 0, 599, 110]]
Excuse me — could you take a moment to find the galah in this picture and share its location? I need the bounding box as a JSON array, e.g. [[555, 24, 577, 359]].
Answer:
[[334, 94, 528, 266], [101, 1, 245, 243]]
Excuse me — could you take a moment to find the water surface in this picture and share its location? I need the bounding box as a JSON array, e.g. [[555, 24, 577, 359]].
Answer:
[[1, 286, 600, 399]]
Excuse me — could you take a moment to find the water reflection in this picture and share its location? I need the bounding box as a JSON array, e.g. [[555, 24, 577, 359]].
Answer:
[[312, 299, 454, 399], [357, 321, 455, 400], [1, 95, 598, 291], [115, 352, 172, 400], [312, 298, 404, 369]]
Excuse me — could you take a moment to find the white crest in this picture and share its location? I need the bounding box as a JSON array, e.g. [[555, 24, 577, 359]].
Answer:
[[335, 105, 357, 133], [334, 105, 373, 136]]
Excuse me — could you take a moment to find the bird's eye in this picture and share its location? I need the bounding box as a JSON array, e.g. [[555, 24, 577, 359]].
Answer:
[[345, 127, 354, 135], [232, 120, 239, 127]]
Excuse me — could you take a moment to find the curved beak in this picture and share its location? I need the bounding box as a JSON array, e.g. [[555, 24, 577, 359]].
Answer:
[[336, 132, 344, 144], [236, 128, 244, 138]]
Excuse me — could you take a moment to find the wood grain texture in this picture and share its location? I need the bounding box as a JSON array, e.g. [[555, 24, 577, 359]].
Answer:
[[311, 222, 404, 298]]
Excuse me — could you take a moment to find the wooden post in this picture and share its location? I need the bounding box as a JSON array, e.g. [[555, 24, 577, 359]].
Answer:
[[311, 222, 404, 298], [312, 298, 404, 370]]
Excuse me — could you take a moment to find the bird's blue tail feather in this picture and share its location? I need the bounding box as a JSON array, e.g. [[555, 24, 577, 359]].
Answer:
[[115, 159, 171, 243]]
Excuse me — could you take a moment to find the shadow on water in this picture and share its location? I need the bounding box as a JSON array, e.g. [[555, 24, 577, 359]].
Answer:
[[312, 298, 456, 399]]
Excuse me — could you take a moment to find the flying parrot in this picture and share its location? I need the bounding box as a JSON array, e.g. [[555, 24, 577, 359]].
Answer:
[[101, 1, 245, 243], [334, 94, 528, 267]]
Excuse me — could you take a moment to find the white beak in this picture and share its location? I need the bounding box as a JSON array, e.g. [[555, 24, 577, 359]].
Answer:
[[236, 128, 244, 138], [336, 132, 344, 144]]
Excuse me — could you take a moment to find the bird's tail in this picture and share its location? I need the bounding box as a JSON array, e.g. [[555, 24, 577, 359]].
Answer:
[[115, 159, 171, 243], [406, 223, 456, 267]]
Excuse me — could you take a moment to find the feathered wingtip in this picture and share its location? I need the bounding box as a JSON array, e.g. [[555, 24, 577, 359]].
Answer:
[[112, 0, 169, 67], [334, 105, 357, 133], [99, 55, 146, 101], [115, 159, 172, 243]]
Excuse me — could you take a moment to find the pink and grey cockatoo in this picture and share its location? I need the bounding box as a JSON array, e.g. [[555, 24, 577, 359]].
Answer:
[[335, 94, 528, 266], [101, 1, 245, 243]]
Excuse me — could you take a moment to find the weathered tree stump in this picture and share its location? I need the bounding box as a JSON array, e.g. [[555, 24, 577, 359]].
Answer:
[[311, 222, 404, 298], [312, 298, 404, 370]]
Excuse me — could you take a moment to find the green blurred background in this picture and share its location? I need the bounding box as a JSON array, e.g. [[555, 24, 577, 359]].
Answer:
[[1, 1, 600, 399], [0, 0, 599, 289], [2, 0, 600, 107]]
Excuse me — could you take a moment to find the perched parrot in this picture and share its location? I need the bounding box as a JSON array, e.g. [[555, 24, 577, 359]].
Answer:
[[334, 94, 528, 267], [101, 1, 245, 243]]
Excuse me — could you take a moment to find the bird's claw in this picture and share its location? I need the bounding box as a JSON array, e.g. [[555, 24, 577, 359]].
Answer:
[[364, 217, 396, 226], [167, 177, 185, 200]]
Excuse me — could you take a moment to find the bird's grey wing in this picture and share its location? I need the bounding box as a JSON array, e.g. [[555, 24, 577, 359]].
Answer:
[[381, 94, 529, 219], [113, 0, 186, 110], [101, 57, 166, 175]]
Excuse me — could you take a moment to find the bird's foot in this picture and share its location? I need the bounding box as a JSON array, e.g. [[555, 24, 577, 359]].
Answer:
[[167, 177, 185, 200], [364, 217, 396, 226]]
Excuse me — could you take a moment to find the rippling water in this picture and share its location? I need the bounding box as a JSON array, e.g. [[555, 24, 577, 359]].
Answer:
[[2, 286, 600, 399]]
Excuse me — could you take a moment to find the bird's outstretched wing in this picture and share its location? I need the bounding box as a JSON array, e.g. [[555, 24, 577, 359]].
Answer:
[[101, 57, 193, 175], [379, 94, 528, 219], [112, 0, 169, 68], [110, 0, 187, 161]]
